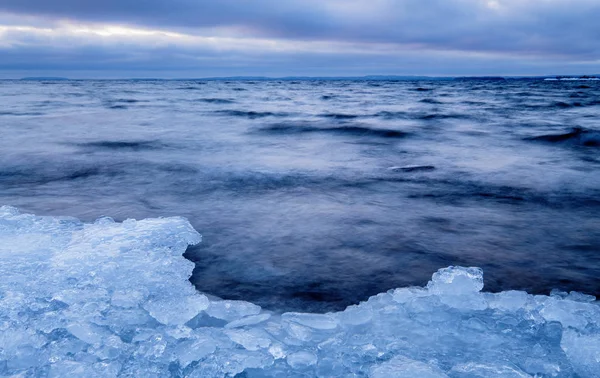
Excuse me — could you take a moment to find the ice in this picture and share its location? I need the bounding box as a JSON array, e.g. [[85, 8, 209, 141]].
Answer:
[[427, 266, 484, 294], [449, 363, 531, 377], [206, 300, 261, 322], [144, 295, 210, 326], [281, 313, 339, 330], [286, 351, 318, 369], [225, 313, 271, 329], [224, 329, 271, 351], [0, 206, 599, 377], [370, 356, 448, 378]]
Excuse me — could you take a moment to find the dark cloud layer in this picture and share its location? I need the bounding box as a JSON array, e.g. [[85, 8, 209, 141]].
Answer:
[[0, 0, 599, 76], [2, 0, 600, 55], [1, 42, 595, 79], [0, 1, 327, 37]]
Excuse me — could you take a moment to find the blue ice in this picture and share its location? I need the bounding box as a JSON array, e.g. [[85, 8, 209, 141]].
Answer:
[[0, 206, 598, 377]]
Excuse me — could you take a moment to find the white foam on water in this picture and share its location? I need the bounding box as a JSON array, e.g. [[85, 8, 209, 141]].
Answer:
[[0, 206, 598, 377]]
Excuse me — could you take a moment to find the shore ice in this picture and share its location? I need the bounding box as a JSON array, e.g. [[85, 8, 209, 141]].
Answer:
[[0, 206, 598, 377]]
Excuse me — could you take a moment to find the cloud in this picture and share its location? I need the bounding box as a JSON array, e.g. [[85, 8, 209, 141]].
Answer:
[[1, 0, 599, 56], [0, 0, 599, 76]]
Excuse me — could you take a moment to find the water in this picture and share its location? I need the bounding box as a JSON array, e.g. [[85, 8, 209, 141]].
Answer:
[[1, 79, 598, 312]]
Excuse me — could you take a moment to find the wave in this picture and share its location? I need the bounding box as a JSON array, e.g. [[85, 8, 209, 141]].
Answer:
[[378, 177, 600, 208], [76, 140, 164, 151], [417, 113, 469, 120], [105, 99, 150, 109], [113, 98, 146, 104], [526, 127, 600, 147], [520, 100, 599, 110], [196, 98, 236, 104], [259, 123, 409, 139], [373, 111, 468, 120], [0, 111, 45, 116], [319, 113, 359, 119], [419, 98, 443, 104], [0, 167, 105, 187], [545, 77, 600, 81], [0, 207, 597, 377], [555, 101, 586, 108], [374, 111, 410, 119], [108, 104, 128, 110], [215, 110, 288, 119], [461, 100, 487, 106], [389, 165, 436, 172]]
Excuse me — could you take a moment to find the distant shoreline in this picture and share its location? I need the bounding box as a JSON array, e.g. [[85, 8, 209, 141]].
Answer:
[[20, 77, 70, 81], [6, 74, 599, 81]]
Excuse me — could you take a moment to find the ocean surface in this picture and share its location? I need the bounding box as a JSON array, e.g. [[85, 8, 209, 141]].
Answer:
[[1, 78, 599, 312]]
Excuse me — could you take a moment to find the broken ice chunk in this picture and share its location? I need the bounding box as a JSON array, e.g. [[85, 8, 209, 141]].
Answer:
[[144, 294, 209, 326], [370, 356, 448, 378], [282, 313, 339, 330], [287, 351, 318, 369], [427, 266, 484, 295], [225, 329, 272, 351], [206, 300, 261, 322]]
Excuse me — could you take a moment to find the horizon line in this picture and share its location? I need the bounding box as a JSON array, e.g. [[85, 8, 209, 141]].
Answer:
[[6, 74, 600, 81]]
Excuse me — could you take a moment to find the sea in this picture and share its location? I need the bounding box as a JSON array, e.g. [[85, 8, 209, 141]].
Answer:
[[1, 78, 599, 312]]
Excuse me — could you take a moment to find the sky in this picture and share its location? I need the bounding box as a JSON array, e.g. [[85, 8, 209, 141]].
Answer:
[[0, 0, 599, 78]]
